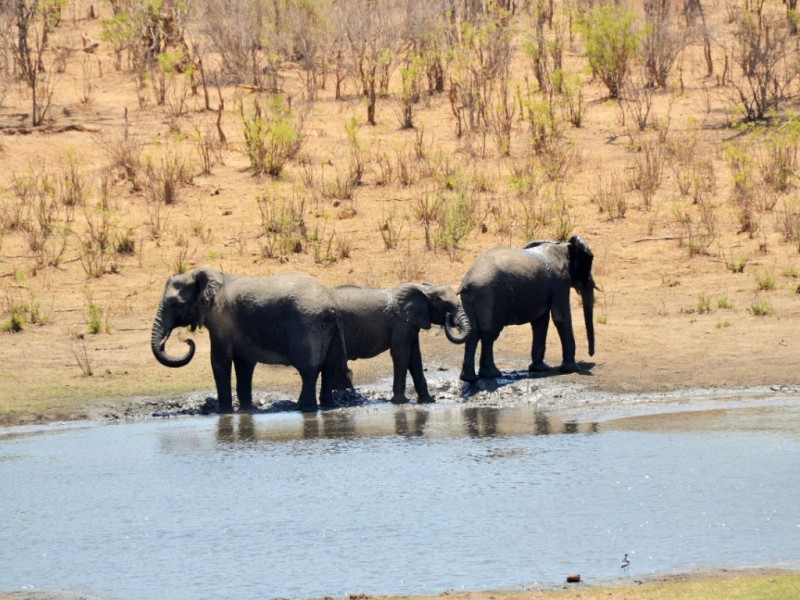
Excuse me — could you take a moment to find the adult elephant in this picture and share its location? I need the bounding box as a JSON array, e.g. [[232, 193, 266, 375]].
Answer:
[[458, 234, 597, 381], [151, 268, 352, 413], [332, 283, 470, 404]]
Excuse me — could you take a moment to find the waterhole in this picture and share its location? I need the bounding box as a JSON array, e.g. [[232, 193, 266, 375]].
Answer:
[[1, 401, 799, 599]]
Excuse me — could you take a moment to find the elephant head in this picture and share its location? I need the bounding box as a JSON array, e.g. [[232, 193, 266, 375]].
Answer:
[[392, 283, 470, 343], [566, 234, 596, 357], [151, 268, 223, 368]]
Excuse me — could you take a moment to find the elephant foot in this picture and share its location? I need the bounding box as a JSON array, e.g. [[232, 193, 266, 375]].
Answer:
[[559, 361, 579, 374], [238, 401, 255, 413], [297, 401, 318, 413], [528, 361, 550, 373], [478, 366, 502, 379], [390, 395, 410, 405], [460, 369, 478, 383], [218, 402, 234, 414], [417, 395, 436, 404]]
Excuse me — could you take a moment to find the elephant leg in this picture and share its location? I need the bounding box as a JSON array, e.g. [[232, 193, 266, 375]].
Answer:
[[234, 358, 257, 411], [552, 307, 578, 373], [460, 330, 480, 382], [529, 314, 551, 372], [478, 330, 502, 379], [211, 347, 234, 413], [408, 337, 434, 403], [319, 366, 336, 409], [297, 367, 320, 413], [390, 333, 411, 404]]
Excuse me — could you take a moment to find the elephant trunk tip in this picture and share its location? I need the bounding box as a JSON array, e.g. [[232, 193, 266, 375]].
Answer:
[[444, 309, 470, 344]]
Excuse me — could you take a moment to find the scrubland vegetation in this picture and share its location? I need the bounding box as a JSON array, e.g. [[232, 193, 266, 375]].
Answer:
[[1, 0, 800, 417]]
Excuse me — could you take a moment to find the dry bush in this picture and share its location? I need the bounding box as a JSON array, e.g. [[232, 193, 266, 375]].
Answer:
[[448, 8, 513, 143], [726, 8, 799, 121], [12, 168, 73, 272], [757, 117, 800, 192], [591, 170, 628, 220], [628, 136, 665, 210], [256, 192, 308, 260], [97, 129, 144, 186], [191, 0, 285, 88], [673, 205, 716, 257], [141, 144, 193, 206], [777, 197, 800, 252], [79, 181, 118, 279], [642, 0, 692, 89], [519, 86, 578, 182]]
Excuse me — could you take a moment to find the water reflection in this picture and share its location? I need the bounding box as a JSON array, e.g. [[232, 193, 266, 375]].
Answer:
[[214, 405, 599, 446]]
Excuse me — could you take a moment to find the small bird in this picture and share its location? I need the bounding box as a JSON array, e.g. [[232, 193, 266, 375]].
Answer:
[[621, 553, 631, 577]]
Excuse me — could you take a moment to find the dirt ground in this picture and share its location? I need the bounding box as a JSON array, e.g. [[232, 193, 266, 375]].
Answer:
[[1, 2, 800, 594]]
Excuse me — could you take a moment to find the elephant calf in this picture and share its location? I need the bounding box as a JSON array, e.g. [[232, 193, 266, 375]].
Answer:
[[458, 234, 597, 381], [151, 268, 352, 413], [332, 283, 470, 404]]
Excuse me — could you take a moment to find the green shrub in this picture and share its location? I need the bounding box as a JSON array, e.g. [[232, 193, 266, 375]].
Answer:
[[578, 2, 642, 99], [241, 95, 304, 177]]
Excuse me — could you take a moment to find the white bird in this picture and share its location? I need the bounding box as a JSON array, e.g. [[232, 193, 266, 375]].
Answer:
[[621, 553, 631, 577]]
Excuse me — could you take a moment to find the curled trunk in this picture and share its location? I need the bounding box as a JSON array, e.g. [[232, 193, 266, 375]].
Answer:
[[151, 300, 195, 367], [444, 307, 470, 344], [581, 285, 595, 357]]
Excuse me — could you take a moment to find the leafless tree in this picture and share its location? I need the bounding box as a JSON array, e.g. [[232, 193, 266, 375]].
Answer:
[[643, 0, 691, 89], [192, 0, 286, 89], [13, 0, 60, 126], [334, 0, 405, 125], [783, 0, 799, 34], [727, 8, 798, 120]]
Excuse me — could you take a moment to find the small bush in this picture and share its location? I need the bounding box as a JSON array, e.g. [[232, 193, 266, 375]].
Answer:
[[755, 270, 776, 291], [697, 293, 712, 314], [718, 297, 734, 309], [749, 294, 773, 316], [241, 95, 304, 178]]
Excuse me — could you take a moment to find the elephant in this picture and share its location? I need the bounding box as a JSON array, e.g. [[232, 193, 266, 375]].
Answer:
[[458, 234, 597, 381], [331, 282, 470, 404], [151, 268, 352, 413]]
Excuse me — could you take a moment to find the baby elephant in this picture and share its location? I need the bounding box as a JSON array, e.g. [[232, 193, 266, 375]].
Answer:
[[332, 283, 470, 404]]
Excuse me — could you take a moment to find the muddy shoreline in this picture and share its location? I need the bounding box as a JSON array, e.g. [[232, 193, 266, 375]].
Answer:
[[4, 367, 799, 431]]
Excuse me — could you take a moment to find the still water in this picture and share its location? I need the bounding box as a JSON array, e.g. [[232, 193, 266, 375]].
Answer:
[[1, 402, 799, 599]]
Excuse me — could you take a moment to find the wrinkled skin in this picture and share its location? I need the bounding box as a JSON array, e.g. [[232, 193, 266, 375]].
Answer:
[[151, 268, 352, 413], [332, 283, 470, 404], [458, 234, 596, 381]]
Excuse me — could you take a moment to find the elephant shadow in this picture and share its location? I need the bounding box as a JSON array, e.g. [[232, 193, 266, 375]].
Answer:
[[460, 362, 596, 399]]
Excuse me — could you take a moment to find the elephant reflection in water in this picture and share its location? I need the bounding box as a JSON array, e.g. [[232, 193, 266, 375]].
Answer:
[[214, 409, 599, 444]]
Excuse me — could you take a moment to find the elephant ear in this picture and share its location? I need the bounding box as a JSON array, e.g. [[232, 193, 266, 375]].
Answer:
[[192, 268, 223, 330], [567, 234, 594, 288], [392, 284, 432, 330]]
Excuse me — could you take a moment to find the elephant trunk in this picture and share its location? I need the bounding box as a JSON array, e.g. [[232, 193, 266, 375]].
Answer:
[[444, 306, 470, 344], [151, 300, 195, 368], [581, 284, 595, 357]]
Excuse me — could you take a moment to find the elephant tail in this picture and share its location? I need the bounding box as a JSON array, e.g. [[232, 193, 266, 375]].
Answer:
[[456, 283, 478, 337], [324, 309, 353, 391]]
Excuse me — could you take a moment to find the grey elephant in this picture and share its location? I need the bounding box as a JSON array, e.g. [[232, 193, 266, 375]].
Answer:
[[458, 234, 596, 381], [331, 283, 470, 404], [151, 268, 352, 413]]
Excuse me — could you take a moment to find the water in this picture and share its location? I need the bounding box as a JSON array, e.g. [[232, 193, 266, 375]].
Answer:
[[1, 402, 799, 599]]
